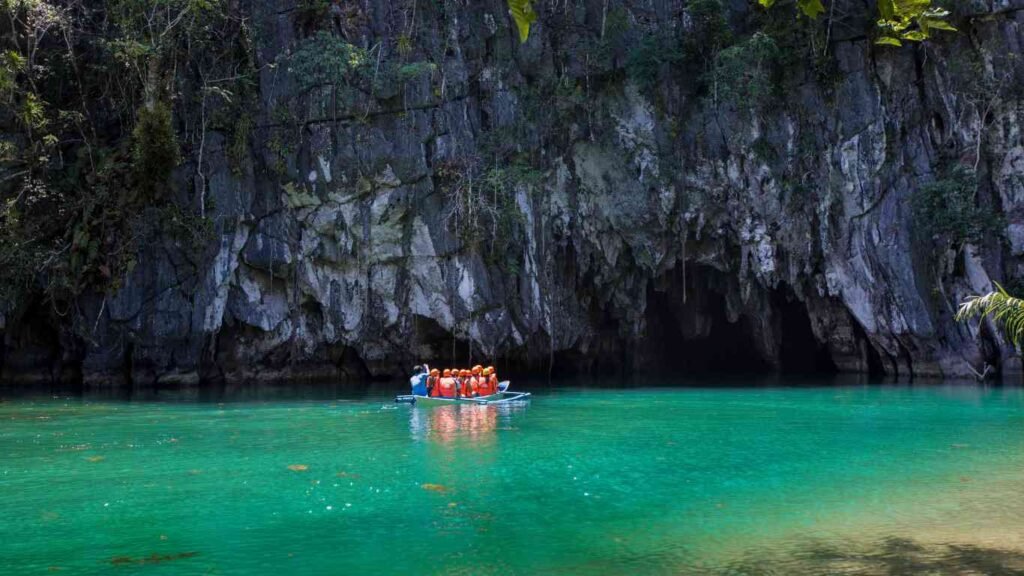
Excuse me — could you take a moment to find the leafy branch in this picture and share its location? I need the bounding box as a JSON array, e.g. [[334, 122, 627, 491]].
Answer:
[[507, 0, 536, 43], [510, 0, 954, 46], [756, 0, 955, 46], [956, 283, 1024, 350]]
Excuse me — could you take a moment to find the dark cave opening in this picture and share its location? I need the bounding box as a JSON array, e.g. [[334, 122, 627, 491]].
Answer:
[[0, 303, 80, 385], [413, 314, 465, 369], [634, 265, 839, 376], [642, 282, 772, 374], [497, 266, 846, 380], [775, 292, 837, 374], [412, 314, 513, 376]]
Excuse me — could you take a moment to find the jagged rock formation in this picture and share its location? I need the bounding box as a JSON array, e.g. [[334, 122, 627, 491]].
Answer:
[[2, 0, 1024, 385]]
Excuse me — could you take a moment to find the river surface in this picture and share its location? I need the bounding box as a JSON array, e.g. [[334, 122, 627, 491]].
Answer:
[[3, 378, 1024, 575]]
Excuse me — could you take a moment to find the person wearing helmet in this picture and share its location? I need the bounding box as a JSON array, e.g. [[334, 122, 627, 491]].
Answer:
[[470, 365, 485, 395], [460, 369, 475, 397], [456, 366, 468, 399], [440, 368, 456, 397], [487, 366, 499, 393], [426, 368, 440, 397], [435, 369, 453, 397], [476, 366, 493, 395], [450, 370, 460, 398]]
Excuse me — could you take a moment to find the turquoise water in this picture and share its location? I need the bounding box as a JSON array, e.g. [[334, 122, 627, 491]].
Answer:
[[3, 381, 1024, 574]]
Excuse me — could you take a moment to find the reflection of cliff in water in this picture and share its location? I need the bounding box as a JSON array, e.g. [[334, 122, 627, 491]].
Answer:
[[409, 404, 528, 445]]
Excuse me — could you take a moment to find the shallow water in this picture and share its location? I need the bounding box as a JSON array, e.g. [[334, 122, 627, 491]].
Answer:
[[3, 379, 1024, 575]]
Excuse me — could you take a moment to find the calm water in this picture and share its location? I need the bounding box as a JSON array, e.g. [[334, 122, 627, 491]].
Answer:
[[3, 380, 1024, 575]]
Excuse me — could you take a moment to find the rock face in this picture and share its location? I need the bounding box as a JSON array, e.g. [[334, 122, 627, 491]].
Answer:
[[3, 0, 1024, 384]]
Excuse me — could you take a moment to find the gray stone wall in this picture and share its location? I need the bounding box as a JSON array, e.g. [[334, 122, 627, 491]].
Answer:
[[4, 0, 1024, 384]]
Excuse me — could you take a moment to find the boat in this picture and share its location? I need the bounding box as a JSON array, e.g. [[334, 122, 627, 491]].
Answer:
[[395, 381, 531, 405]]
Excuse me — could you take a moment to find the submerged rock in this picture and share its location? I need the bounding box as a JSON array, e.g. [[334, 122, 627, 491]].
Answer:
[[108, 552, 199, 566]]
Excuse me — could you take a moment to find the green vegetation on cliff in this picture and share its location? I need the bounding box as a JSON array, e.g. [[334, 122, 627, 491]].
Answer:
[[913, 167, 1001, 250], [512, 0, 955, 46], [756, 0, 956, 47], [0, 0, 247, 314]]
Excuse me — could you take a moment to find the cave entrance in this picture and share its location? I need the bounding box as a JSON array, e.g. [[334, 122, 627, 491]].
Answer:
[[642, 280, 771, 374], [640, 266, 838, 376], [774, 292, 837, 374], [0, 300, 81, 385]]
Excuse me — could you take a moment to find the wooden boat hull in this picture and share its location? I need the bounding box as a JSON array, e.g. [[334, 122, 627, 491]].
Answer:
[[403, 393, 505, 406], [395, 383, 529, 406]]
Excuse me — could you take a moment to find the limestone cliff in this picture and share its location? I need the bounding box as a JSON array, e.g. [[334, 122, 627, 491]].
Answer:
[[3, 0, 1024, 384]]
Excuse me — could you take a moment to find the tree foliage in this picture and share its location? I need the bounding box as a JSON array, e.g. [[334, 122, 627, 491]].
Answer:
[[507, 0, 536, 43], [756, 0, 955, 46], [132, 102, 181, 197], [510, 0, 953, 46], [284, 31, 368, 91], [0, 0, 244, 312], [626, 33, 684, 93], [956, 284, 1024, 350], [709, 32, 780, 111], [912, 167, 1000, 248]]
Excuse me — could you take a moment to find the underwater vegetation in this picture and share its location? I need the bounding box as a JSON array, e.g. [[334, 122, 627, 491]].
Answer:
[[108, 551, 199, 566]]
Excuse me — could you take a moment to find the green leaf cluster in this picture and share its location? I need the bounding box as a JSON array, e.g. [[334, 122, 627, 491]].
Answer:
[[758, 0, 825, 19], [709, 32, 780, 112], [623, 0, 732, 99], [875, 0, 956, 46], [682, 0, 733, 62], [132, 102, 181, 198], [0, 49, 25, 99], [956, 283, 1024, 350], [756, 0, 955, 46], [284, 31, 369, 91], [397, 62, 438, 82], [507, 0, 536, 43], [626, 34, 684, 93], [912, 167, 999, 247]]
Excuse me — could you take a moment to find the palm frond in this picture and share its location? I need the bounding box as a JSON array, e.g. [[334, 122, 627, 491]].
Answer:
[[955, 282, 1024, 349]]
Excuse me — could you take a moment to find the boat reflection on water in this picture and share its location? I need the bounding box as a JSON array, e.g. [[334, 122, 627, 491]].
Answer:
[[409, 403, 528, 445]]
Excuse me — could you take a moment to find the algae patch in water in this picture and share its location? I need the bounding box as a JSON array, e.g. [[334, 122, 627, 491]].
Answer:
[[750, 536, 1024, 575], [287, 464, 309, 471], [108, 551, 198, 566]]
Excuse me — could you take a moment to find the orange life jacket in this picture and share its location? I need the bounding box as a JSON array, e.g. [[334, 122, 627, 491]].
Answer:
[[462, 377, 477, 397], [438, 377, 456, 398], [475, 375, 492, 396], [489, 373, 499, 392]]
